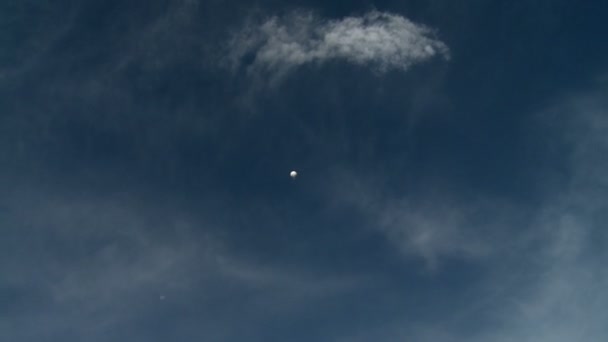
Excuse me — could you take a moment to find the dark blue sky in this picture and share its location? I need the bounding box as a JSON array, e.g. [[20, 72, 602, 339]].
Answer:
[[2, 1, 608, 341]]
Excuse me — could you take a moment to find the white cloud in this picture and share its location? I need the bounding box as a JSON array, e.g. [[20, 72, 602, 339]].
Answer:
[[327, 172, 521, 269], [228, 10, 449, 80], [332, 85, 608, 341], [497, 88, 608, 341], [0, 189, 367, 341]]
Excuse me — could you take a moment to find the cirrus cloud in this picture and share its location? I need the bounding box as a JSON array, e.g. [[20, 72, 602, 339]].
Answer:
[[227, 10, 450, 81]]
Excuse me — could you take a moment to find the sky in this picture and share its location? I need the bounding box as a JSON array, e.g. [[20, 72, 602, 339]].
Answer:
[[1, 1, 608, 341]]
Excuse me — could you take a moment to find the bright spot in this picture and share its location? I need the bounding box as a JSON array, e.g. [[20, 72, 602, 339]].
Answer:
[[290, 170, 297, 179], [160, 295, 165, 300]]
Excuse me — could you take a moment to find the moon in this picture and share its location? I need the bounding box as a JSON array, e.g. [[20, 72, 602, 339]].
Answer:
[[290, 170, 297, 179]]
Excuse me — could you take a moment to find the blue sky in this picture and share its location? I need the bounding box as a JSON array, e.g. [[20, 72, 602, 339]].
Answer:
[[1, 1, 608, 341]]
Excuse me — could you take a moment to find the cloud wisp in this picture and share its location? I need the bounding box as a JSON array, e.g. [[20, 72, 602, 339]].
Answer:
[[227, 10, 449, 81], [329, 85, 608, 341], [0, 188, 368, 341], [327, 170, 524, 269]]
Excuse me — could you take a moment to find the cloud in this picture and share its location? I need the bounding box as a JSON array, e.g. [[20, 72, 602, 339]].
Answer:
[[330, 84, 608, 341], [227, 10, 449, 81], [327, 172, 523, 269], [0, 188, 367, 341], [324, 83, 607, 276], [493, 87, 608, 341]]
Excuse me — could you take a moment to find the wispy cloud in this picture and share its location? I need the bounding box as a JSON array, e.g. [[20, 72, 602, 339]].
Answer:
[[0, 189, 366, 341], [227, 10, 449, 81], [331, 84, 608, 341], [493, 87, 608, 341], [327, 172, 522, 269]]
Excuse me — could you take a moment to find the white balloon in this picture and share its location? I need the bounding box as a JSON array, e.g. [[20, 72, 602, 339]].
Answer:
[[290, 170, 297, 179]]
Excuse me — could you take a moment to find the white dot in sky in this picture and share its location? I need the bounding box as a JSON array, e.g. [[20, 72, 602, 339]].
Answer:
[[290, 170, 297, 179]]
